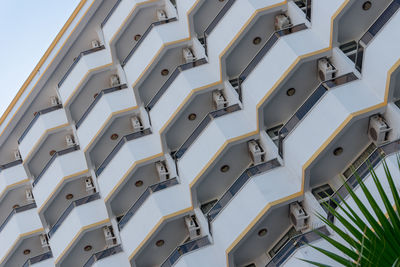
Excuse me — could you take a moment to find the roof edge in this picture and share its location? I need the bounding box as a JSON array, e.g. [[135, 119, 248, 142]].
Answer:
[[0, 0, 89, 128]]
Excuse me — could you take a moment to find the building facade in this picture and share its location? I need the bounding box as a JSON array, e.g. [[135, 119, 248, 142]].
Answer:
[[0, 0, 399, 266]]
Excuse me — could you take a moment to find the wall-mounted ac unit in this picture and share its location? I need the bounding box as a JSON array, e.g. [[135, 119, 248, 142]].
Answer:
[[156, 161, 169, 182], [248, 140, 266, 165], [289, 202, 309, 231], [50, 96, 59, 106], [110, 74, 120, 87], [317, 58, 337, 82], [91, 40, 100, 49], [26, 189, 34, 202], [185, 215, 201, 240], [183, 47, 196, 63], [40, 234, 49, 248], [212, 90, 228, 110], [368, 115, 391, 145], [85, 177, 95, 192], [103, 226, 116, 247], [274, 14, 291, 31], [65, 135, 75, 147], [157, 9, 168, 21], [14, 150, 21, 161], [131, 116, 144, 133]]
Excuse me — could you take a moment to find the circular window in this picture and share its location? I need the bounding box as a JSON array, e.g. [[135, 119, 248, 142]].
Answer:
[[362, 1, 372, 10], [188, 113, 197, 121], [134, 34, 142, 41], [93, 93, 99, 98], [23, 249, 31, 255], [258, 228, 268, 237], [65, 193, 74, 200], [110, 133, 119, 140], [135, 180, 144, 187], [84, 245, 92, 252], [220, 165, 230, 173], [253, 37, 262, 45], [12, 204, 20, 209], [49, 150, 56, 156], [286, 88, 296, 96], [161, 69, 169, 76], [156, 240, 165, 247], [333, 147, 343, 156]]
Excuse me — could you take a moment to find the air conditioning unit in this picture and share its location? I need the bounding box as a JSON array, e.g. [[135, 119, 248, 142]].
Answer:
[[289, 202, 309, 231], [183, 47, 196, 63], [65, 135, 75, 147], [368, 115, 391, 145], [40, 234, 49, 248], [248, 140, 266, 165], [14, 150, 21, 161], [156, 161, 169, 181], [50, 96, 59, 106], [184, 215, 201, 240], [91, 40, 100, 49], [130, 116, 144, 133], [110, 74, 120, 87], [274, 14, 291, 31], [85, 177, 95, 192], [26, 189, 34, 202], [212, 90, 228, 110], [317, 58, 337, 82], [157, 9, 168, 21], [103, 226, 116, 247]]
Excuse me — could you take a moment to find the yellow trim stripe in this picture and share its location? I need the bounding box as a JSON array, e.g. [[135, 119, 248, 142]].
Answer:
[[127, 207, 193, 261], [38, 169, 89, 213], [0, 228, 44, 264], [55, 219, 110, 264]]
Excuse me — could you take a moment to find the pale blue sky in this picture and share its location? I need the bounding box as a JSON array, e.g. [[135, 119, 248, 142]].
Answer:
[[0, 0, 80, 116]]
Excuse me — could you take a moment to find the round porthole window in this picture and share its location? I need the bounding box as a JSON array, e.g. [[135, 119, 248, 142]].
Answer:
[[65, 193, 74, 200], [134, 34, 141, 41], [23, 249, 31, 255], [156, 240, 165, 247], [110, 133, 119, 140], [135, 180, 144, 187], [84, 245, 93, 252], [188, 113, 197, 121], [220, 165, 230, 173], [362, 1, 372, 10], [258, 228, 268, 237], [161, 69, 169, 76], [253, 37, 262, 45], [286, 88, 296, 96], [49, 150, 56, 156], [333, 147, 343, 156]]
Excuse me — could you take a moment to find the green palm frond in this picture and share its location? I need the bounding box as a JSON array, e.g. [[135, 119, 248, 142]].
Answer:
[[303, 156, 400, 266]]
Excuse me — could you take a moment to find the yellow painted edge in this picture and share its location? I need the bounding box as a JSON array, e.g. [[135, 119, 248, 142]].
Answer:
[[0, 228, 44, 264], [63, 63, 113, 107], [83, 106, 138, 153], [104, 153, 163, 202], [0, 179, 30, 202], [0, 0, 95, 138], [23, 123, 70, 163], [127, 207, 193, 261], [38, 169, 89, 213], [55, 219, 110, 264], [109, 0, 159, 45]]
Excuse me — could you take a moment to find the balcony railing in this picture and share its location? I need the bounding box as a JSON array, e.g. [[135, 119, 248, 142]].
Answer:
[[121, 18, 177, 67], [101, 0, 122, 28], [0, 202, 37, 233], [265, 226, 329, 267], [354, 0, 400, 72], [75, 84, 128, 129], [146, 58, 208, 111], [207, 158, 281, 222], [172, 104, 241, 160], [277, 72, 358, 157], [95, 129, 152, 176], [48, 192, 100, 238], [160, 236, 211, 267], [202, 0, 236, 55], [33, 145, 80, 187], [0, 159, 23, 172], [83, 244, 123, 267], [58, 46, 106, 88], [22, 251, 53, 267], [325, 139, 400, 222], [118, 178, 179, 230], [233, 24, 308, 102], [18, 104, 63, 144]]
